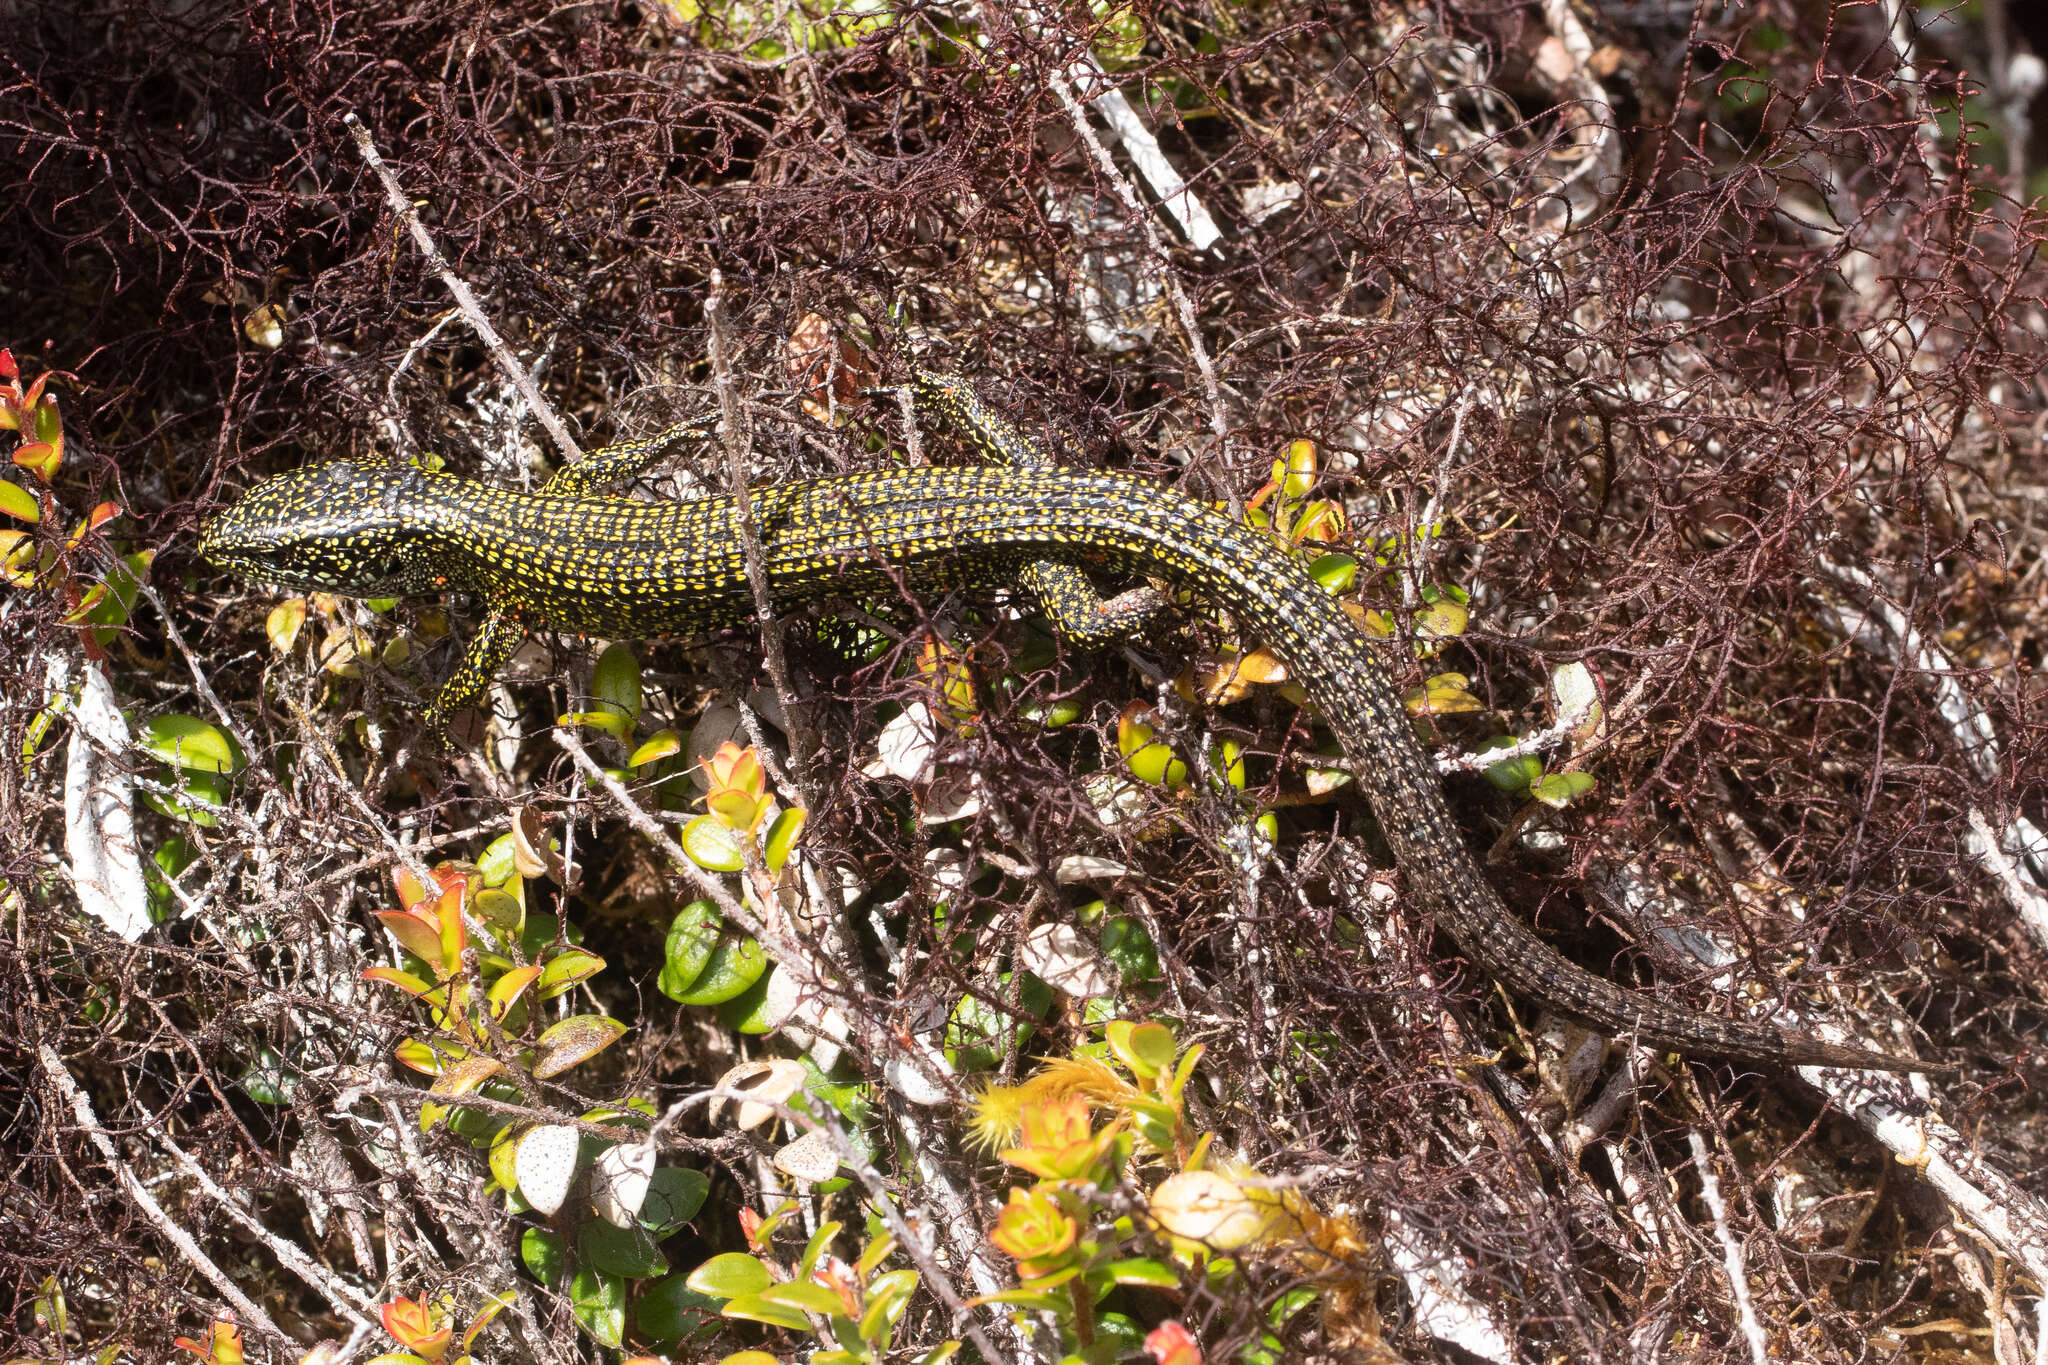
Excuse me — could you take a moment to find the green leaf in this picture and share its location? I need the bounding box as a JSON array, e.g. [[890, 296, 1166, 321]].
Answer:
[[0, 478, 39, 522], [859, 1269, 918, 1343], [1483, 750, 1543, 793], [139, 715, 245, 775], [79, 550, 153, 638], [1127, 1096, 1179, 1151], [1269, 1285, 1319, 1328], [579, 1219, 669, 1279], [1531, 771, 1597, 808], [592, 642, 643, 723], [141, 769, 231, 826], [1102, 1257, 1180, 1288], [238, 1046, 295, 1105], [797, 1220, 842, 1282], [473, 886, 523, 938], [478, 832, 519, 886], [531, 1014, 628, 1079], [557, 708, 634, 741], [763, 807, 806, 872], [520, 1227, 567, 1284], [639, 1166, 711, 1238], [943, 971, 1050, 1071], [758, 1281, 844, 1315], [686, 1252, 773, 1300], [969, 1287, 1071, 1313], [680, 814, 748, 872], [1099, 916, 1158, 981], [659, 900, 721, 999], [667, 934, 766, 1006], [1106, 1020, 1177, 1079], [537, 946, 605, 998], [570, 1267, 625, 1348], [145, 833, 199, 924], [631, 1274, 722, 1344], [714, 970, 777, 1033], [719, 1294, 812, 1332], [628, 728, 683, 768], [1308, 552, 1357, 594]]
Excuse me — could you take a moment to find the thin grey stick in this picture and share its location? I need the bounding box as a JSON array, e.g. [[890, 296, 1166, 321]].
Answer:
[[342, 114, 583, 463], [39, 1044, 288, 1345], [704, 268, 816, 798]]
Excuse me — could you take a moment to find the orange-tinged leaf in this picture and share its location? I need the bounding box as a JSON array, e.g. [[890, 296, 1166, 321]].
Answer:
[[488, 963, 543, 1017], [393, 866, 430, 913], [379, 1296, 450, 1361], [705, 787, 769, 832], [531, 1014, 628, 1079], [427, 1055, 505, 1098], [67, 501, 121, 549], [13, 441, 60, 483], [362, 965, 435, 997], [1145, 1320, 1204, 1365], [1196, 648, 1287, 705], [375, 909, 447, 970], [627, 728, 682, 768], [393, 1037, 467, 1075], [433, 884, 467, 973], [174, 1319, 245, 1365], [1290, 498, 1346, 544], [61, 582, 109, 624]]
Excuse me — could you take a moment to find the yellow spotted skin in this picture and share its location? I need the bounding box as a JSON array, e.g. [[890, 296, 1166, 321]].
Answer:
[[198, 393, 1941, 1076]]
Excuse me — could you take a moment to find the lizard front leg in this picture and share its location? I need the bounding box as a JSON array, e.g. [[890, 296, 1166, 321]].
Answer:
[[422, 604, 526, 739]]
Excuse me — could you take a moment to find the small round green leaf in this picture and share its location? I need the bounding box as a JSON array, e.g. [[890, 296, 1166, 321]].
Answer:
[[1308, 553, 1358, 594], [714, 971, 777, 1033], [570, 1267, 625, 1348], [579, 1219, 668, 1279], [680, 815, 748, 872], [1531, 771, 1598, 808], [639, 1166, 711, 1238], [668, 935, 766, 1007], [631, 1274, 723, 1344], [660, 900, 721, 999], [139, 715, 244, 775], [521, 1227, 567, 1284]]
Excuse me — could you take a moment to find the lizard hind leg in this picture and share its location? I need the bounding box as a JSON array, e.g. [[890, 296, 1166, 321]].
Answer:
[[902, 360, 1172, 649], [1022, 562, 1171, 649]]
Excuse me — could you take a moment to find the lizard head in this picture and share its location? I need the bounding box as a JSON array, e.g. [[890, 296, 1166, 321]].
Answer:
[[200, 460, 444, 597]]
